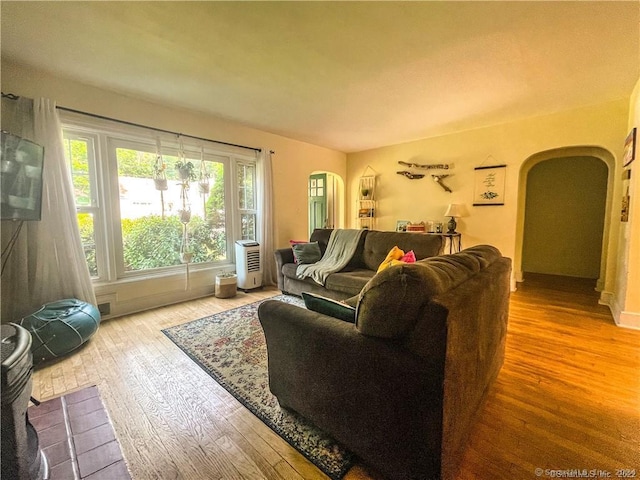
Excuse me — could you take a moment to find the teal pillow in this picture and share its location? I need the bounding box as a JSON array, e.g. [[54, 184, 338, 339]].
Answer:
[[292, 242, 322, 264], [302, 292, 356, 323]]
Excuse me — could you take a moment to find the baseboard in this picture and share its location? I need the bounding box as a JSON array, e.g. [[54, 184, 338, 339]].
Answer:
[[599, 291, 640, 330], [617, 310, 640, 330], [598, 290, 615, 309]]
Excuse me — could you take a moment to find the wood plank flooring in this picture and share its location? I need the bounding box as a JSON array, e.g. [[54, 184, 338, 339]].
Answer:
[[30, 274, 640, 479]]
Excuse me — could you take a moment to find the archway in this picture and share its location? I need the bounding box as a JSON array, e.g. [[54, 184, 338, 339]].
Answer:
[[307, 171, 345, 236], [515, 146, 616, 292]]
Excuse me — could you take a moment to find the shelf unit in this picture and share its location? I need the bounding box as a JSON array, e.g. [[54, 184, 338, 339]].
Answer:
[[357, 174, 376, 230]]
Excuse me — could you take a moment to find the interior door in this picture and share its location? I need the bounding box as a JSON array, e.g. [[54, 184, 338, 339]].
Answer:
[[308, 173, 327, 237]]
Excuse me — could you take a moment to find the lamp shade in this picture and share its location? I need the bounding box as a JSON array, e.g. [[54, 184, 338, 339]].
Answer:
[[444, 203, 463, 218]]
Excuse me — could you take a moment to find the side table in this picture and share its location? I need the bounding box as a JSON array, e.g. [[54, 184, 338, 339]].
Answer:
[[425, 233, 462, 254]]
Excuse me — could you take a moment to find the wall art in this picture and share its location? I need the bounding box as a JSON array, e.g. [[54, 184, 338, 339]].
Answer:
[[623, 127, 636, 167], [396, 220, 410, 232], [621, 187, 630, 222], [473, 165, 506, 206]]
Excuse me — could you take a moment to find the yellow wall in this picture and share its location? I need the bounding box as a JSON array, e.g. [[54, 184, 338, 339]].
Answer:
[[1, 60, 347, 249], [615, 77, 640, 327], [347, 99, 628, 299]]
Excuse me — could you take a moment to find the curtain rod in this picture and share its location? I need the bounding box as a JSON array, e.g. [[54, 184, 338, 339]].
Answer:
[[2, 92, 271, 154], [56, 105, 262, 153]]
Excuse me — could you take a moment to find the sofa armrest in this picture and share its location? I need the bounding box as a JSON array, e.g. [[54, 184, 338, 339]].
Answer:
[[258, 299, 445, 478], [274, 248, 295, 291]]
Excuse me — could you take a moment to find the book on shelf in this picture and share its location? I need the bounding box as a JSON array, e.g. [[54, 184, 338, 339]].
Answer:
[[358, 208, 374, 218]]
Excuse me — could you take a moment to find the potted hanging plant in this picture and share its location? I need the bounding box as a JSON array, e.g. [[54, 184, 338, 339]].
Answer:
[[180, 251, 193, 264], [176, 161, 196, 182], [153, 160, 168, 191], [198, 172, 210, 195]]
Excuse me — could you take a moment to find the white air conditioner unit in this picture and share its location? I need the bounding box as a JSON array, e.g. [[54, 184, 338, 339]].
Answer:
[[235, 240, 262, 291]]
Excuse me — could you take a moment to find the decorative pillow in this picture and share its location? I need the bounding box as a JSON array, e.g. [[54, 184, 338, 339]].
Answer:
[[302, 292, 356, 323], [289, 240, 309, 263], [292, 242, 322, 264], [376, 245, 405, 273], [401, 250, 416, 263]]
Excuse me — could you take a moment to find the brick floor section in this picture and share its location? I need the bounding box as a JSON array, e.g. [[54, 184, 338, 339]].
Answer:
[[28, 386, 131, 480]]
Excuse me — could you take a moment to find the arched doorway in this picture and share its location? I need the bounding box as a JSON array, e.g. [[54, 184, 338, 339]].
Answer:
[[515, 147, 615, 292], [308, 171, 345, 236]]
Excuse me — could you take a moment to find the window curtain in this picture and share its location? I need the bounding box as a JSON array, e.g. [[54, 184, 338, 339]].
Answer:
[[1, 96, 96, 322], [257, 149, 276, 286]]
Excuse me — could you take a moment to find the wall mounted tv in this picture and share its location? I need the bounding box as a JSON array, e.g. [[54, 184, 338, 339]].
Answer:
[[1, 131, 45, 221]]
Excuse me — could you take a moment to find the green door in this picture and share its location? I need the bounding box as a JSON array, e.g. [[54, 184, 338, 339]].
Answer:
[[308, 173, 327, 237]]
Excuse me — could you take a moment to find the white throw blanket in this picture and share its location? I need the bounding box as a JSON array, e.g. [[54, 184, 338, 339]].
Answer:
[[296, 229, 365, 286]]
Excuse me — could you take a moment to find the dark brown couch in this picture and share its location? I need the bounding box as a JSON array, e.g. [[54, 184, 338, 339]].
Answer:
[[259, 245, 511, 480], [275, 228, 445, 300]]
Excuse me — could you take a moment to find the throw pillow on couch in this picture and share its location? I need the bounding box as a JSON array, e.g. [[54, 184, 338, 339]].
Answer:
[[292, 241, 322, 264]]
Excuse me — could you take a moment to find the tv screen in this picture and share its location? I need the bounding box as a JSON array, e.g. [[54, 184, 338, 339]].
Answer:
[[1, 131, 44, 221]]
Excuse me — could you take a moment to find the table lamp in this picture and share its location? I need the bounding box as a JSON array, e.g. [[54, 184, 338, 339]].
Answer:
[[444, 203, 463, 234]]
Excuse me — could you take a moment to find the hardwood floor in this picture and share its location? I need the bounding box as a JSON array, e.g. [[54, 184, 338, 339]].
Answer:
[[30, 275, 640, 480]]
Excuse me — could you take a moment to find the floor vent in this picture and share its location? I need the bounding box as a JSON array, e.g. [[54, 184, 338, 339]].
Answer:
[[97, 302, 111, 316]]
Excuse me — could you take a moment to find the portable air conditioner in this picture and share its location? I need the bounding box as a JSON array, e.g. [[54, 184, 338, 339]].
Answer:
[[235, 240, 262, 291]]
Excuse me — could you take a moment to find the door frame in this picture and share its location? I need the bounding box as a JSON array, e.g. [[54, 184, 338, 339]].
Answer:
[[514, 146, 616, 292], [308, 171, 345, 234]]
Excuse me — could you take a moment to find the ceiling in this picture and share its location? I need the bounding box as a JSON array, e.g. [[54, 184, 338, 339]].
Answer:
[[2, 1, 638, 153]]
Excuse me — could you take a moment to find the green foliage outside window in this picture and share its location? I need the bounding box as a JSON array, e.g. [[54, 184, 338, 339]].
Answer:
[[121, 214, 226, 270], [77, 213, 97, 276], [65, 133, 242, 275]]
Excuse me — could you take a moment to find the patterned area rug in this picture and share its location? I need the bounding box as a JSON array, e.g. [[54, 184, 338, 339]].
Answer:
[[161, 295, 355, 480]]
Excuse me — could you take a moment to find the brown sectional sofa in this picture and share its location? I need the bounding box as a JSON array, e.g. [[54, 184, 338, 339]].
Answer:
[[260, 245, 512, 480], [275, 228, 445, 300]]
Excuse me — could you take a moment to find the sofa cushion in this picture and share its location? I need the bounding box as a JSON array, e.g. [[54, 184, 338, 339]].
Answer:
[[309, 228, 334, 256], [292, 242, 322, 264], [356, 245, 501, 339], [302, 292, 356, 323], [362, 231, 444, 271], [324, 269, 375, 296], [356, 264, 433, 339]]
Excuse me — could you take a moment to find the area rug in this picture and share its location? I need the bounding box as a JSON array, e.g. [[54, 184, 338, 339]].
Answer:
[[161, 295, 355, 480]]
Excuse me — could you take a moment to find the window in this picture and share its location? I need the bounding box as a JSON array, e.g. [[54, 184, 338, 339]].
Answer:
[[237, 162, 257, 240], [62, 119, 257, 282], [63, 132, 100, 277]]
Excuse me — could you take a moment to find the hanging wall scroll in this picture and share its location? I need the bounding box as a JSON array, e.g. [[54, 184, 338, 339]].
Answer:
[[473, 165, 506, 206]]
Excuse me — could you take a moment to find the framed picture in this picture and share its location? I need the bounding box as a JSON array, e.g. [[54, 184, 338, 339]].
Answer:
[[396, 220, 409, 232], [623, 127, 636, 167], [359, 207, 374, 218], [473, 165, 506, 206]]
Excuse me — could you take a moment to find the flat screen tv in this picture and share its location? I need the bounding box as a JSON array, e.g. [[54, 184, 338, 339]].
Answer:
[[1, 131, 44, 221]]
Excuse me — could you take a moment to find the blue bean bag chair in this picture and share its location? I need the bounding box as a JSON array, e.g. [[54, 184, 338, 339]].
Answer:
[[19, 299, 101, 365]]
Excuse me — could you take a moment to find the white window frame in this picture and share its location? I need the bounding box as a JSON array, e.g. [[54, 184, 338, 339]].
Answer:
[[233, 160, 258, 241], [61, 112, 258, 285]]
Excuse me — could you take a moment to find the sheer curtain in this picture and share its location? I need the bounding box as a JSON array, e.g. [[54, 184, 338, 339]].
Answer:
[[257, 149, 277, 286], [1, 97, 96, 322]]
